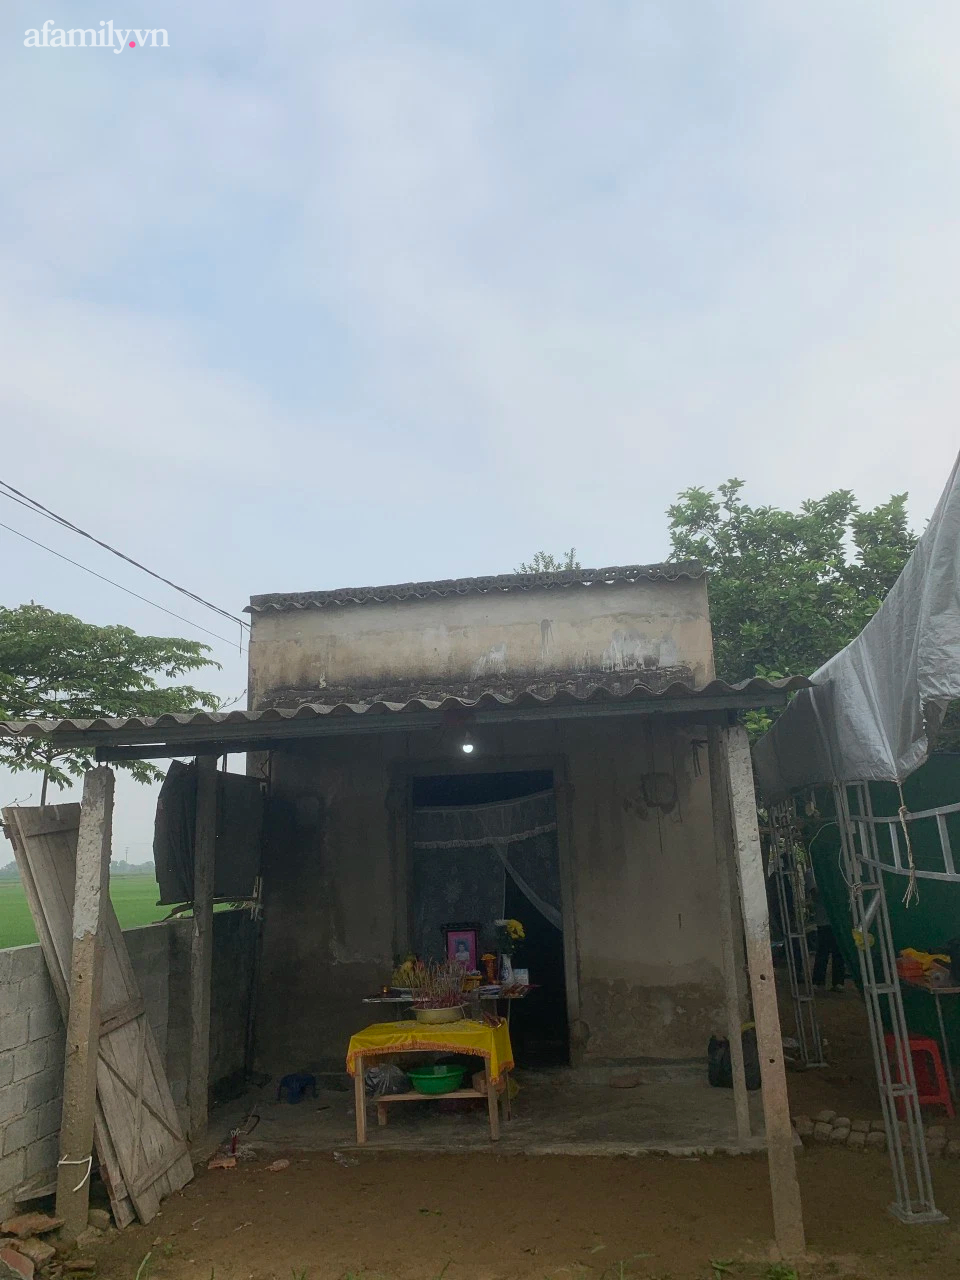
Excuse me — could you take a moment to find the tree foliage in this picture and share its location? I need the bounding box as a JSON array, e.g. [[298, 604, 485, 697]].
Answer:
[[0, 604, 220, 795], [516, 548, 581, 573], [667, 480, 917, 685]]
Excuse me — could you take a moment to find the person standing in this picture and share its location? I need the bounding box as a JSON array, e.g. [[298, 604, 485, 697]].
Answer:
[[811, 880, 846, 992]]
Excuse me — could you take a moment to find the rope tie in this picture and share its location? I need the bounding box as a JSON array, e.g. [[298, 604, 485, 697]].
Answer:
[[897, 782, 919, 908], [58, 1154, 92, 1192]]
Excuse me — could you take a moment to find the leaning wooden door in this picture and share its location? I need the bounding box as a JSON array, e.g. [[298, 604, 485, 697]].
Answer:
[[3, 804, 193, 1225]]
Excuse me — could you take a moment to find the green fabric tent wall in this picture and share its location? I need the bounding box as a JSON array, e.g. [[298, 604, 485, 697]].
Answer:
[[809, 754, 960, 1063]]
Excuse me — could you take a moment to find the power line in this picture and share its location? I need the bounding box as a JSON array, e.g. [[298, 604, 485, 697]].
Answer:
[[0, 518, 246, 653], [0, 479, 249, 632]]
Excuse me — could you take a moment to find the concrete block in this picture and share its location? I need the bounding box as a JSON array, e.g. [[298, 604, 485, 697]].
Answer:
[[870, 1119, 886, 1131], [847, 1130, 867, 1150], [926, 1125, 947, 1140], [829, 1126, 851, 1145], [0, 985, 19, 1018], [0, 1060, 14, 1090], [927, 1136, 947, 1158], [813, 1121, 833, 1143], [21, 1072, 59, 1111], [793, 1116, 814, 1139], [25, 1005, 59, 1044], [11, 1045, 45, 1084], [0, 1149, 25, 1196], [850, 1119, 871, 1133], [8, 951, 43, 983], [2, 1110, 39, 1157], [16, 976, 52, 1011], [0, 1085, 25, 1123], [0, 1018, 28, 1055], [945, 1139, 960, 1159], [814, 1109, 837, 1124], [34, 1097, 61, 1140], [23, 1134, 58, 1180], [866, 1130, 887, 1150], [834, 1116, 851, 1129]]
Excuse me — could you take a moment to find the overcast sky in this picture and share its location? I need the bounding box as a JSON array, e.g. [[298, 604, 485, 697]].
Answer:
[[1, 1, 958, 855]]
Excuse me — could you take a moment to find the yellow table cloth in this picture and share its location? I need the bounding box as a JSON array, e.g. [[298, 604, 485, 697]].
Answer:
[[346, 1018, 514, 1082]]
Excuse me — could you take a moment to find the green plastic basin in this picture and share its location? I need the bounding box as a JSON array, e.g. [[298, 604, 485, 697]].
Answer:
[[407, 1064, 466, 1095]]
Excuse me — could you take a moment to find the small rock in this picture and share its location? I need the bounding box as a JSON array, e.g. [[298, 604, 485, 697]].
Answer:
[[62, 1260, 96, 1273], [866, 1130, 887, 1150], [609, 1073, 640, 1089], [847, 1131, 867, 1150], [793, 1117, 814, 1139], [11, 1241, 55, 1268], [834, 1116, 851, 1129], [814, 1109, 837, 1124], [0, 1220, 62, 1242], [829, 1126, 851, 1145], [870, 1119, 886, 1131], [813, 1121, 833, 1143], [927, 1136, 947, 1158], [851, 1119, 871, 1133], [945, 1139, 960, 1159], [85, 1212, 111, 1234], [72, 1230, 100, 1255], [0, 1249, 34, 1280], [267, 1159, 290, 1172], [206, 1155, 236, 1171], [926, 1125, 947, 1141]]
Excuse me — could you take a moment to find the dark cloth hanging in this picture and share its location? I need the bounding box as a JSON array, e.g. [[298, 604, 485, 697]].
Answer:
[[153, 759, 263, 905]]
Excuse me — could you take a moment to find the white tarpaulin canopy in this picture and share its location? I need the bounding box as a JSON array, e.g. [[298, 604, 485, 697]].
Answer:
[[754, 451, 960, 803]]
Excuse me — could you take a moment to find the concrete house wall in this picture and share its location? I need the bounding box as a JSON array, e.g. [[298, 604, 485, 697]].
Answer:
[[248, 573, 727, 1075], [249, 576, 715, 705]]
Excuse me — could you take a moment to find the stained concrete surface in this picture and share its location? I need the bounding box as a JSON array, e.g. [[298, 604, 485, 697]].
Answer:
[[210, 1068, 767, 1158]]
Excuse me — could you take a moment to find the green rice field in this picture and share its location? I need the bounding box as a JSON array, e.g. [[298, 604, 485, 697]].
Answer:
[[0, 874, 168, 948]]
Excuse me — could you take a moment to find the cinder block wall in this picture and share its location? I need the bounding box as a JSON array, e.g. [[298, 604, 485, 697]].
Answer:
[[0, 910, 256, 1216]]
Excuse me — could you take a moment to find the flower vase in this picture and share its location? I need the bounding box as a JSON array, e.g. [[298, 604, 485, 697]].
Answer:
[[500, 954, 514, 984]]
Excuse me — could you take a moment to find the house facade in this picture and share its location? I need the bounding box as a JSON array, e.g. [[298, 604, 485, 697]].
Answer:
[[246, 564, 746, 1074]]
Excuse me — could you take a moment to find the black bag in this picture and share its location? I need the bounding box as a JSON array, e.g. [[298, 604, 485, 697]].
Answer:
[[708, 1026, 762, 1091]]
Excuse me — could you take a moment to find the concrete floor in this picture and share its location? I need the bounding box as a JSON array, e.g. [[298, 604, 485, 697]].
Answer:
[[210, 1068, 768, 1159]]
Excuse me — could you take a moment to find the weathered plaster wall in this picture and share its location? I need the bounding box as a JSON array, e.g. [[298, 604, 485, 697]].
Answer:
[[249, 578, 715, 706], [254, 714, 726, 1075]]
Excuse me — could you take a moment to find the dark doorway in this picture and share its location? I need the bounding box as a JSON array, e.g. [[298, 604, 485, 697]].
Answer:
[[410, 769, 570, 1068]]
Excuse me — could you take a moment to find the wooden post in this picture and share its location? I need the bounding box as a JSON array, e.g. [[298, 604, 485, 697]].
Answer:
[[723, 724, 805, 1260], [57, 767, 114, 1241], [707, 726, 751, 1143], [189, 753, 217, 1139], [354, 1054, 367, 1145]]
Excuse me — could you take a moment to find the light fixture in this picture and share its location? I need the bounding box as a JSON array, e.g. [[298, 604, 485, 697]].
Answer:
[[461, 733, 475, 755]]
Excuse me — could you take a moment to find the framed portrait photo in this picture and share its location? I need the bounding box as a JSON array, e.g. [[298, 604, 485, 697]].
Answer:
[[443, 924, 479, 971]]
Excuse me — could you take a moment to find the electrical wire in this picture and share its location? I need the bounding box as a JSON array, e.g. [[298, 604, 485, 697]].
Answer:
[[0, 479, 249, 632], [0, 518, 246, 653]]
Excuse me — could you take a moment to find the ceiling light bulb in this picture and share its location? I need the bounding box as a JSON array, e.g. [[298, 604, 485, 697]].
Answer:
[[461, 736, 474, 754]]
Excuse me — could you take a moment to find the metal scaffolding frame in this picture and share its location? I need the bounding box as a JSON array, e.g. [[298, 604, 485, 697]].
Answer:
[[834, 782, 956, 1224], [768, 801, 826, 1069]]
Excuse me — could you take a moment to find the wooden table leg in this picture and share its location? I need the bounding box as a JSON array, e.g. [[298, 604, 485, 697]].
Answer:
[[485, 1059, 500, 1141], [502, 1073, 512, 1122], [354, 1054, 367, 1145]]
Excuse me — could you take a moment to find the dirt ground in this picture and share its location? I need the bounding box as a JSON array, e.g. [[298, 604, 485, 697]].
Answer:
[[88, 1146, 960, 1280], [82, 988, 960, 1280]]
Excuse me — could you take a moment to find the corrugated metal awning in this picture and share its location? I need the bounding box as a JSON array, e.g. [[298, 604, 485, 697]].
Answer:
[[0, 676, 810, 759]]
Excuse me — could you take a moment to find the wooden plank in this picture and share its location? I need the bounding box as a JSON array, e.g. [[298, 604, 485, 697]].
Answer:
[[56, 768, 113, 1242], [707, 727, 751, 1143], [189, 754, 217, 1138], [2, 802, 192, 1227], [723, 725, 805, 1260], [485, 1058, 500, 1141], [354, 1054, 367, 1145], [100, 998, 146, 1037], [3, 804, 134, 1229]]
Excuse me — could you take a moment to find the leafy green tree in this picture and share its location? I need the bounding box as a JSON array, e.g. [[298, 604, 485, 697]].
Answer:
[[517, 548, 581, 573], [667, 480, 917, 685], [0, 604, 220, 801]]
